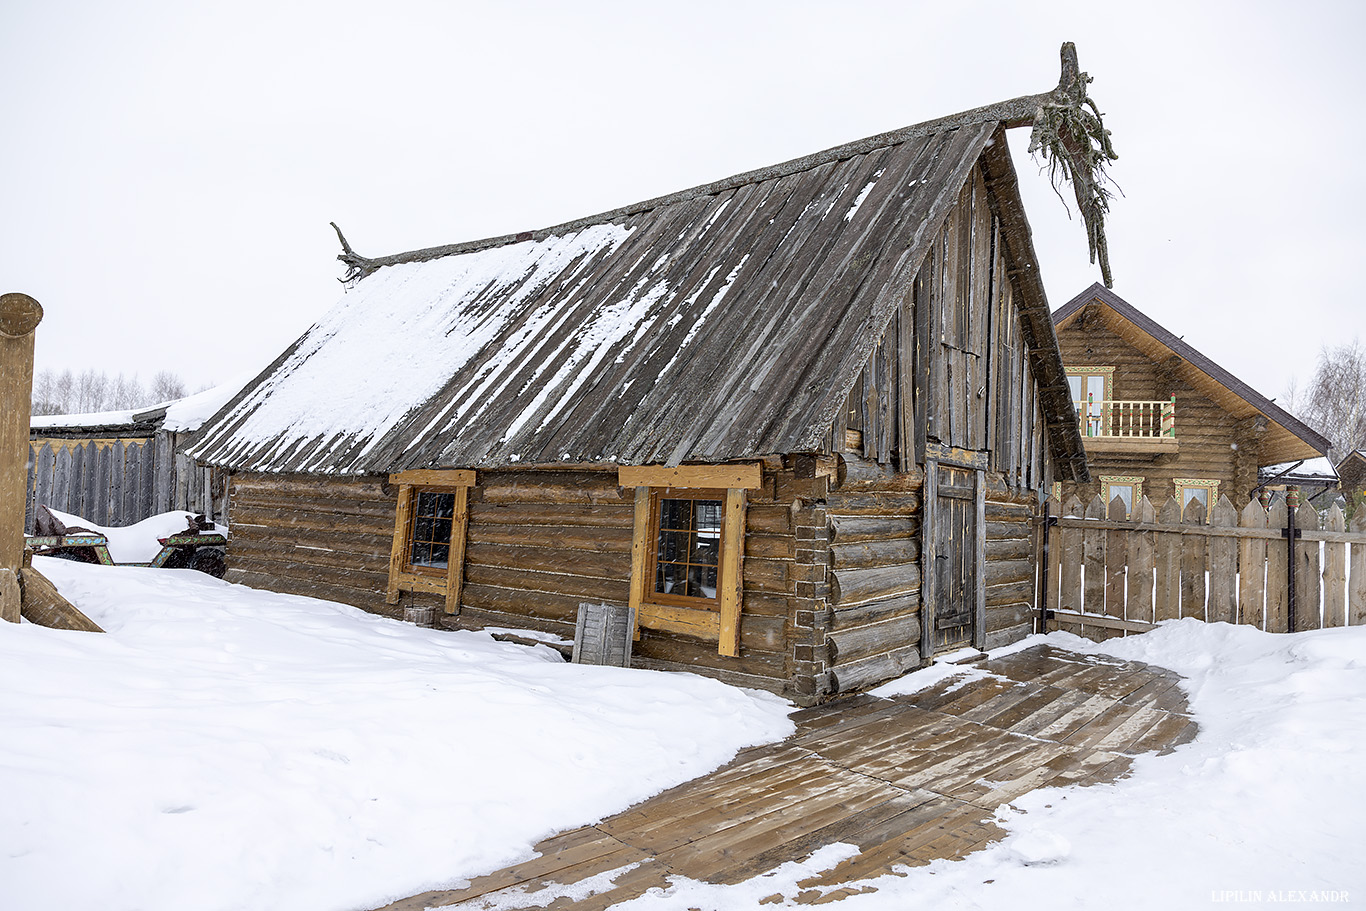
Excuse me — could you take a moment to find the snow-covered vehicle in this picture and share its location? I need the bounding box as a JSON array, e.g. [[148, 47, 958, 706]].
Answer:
[[27, 506, 228, 577]]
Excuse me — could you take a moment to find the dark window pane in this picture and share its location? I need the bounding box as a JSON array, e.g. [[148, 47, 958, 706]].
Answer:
[[658, 498, 693, 531], [692, 536, 719, 567], [431, 516, 453, 546], [656, 531, 690, 563], [689, 563, 718, 598], [695, 500, 722, 534], [651, 493, 726, 602], [408, 490, 456, 568], [656, 561, 688, 595]]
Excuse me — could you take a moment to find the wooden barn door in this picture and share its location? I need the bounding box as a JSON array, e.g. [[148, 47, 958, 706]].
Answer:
[[921, 452, 987, 657]]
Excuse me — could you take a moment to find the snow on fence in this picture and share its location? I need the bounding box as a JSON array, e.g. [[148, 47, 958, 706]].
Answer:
[[1043, 493, 1366, 639], [23, 434, 225, 534]]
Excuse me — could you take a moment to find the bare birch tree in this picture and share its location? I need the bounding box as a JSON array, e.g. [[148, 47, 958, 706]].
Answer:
[[1297, 339, 1366, 462]]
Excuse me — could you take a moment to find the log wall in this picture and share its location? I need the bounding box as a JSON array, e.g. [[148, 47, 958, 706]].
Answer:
[[821, 459, 923, 695], [226, 473, 400, 618], [226, 465, 820, 701], [1056, 316, 1258, 509]]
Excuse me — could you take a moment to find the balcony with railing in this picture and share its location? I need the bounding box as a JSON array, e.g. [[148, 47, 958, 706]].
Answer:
[[1074, 395, 1179, 454]]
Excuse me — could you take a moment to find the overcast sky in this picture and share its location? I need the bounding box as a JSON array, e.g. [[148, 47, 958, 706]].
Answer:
[[3, 0, 1362, 411]]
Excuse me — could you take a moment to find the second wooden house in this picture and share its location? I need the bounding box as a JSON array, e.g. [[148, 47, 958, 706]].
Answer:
[[1053, 283, 1331, 516], [189, 75, 1100, 704]]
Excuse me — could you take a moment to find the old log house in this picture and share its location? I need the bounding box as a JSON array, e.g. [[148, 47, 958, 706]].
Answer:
[[1053, 283, 1331, 516], [190, 99, 1095, 704]]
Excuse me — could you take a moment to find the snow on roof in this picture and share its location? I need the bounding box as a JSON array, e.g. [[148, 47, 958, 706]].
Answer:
[[1260, 457, 1338, 480], [30, 408, 144, 430], [191, 223, 643, 472], [190, 123, 1051, 475], [160, 372, 262, 433], [30, 375, 255, 435]]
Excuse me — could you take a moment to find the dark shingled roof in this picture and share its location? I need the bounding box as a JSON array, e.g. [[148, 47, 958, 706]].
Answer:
[[189, 115, 1085, 477]]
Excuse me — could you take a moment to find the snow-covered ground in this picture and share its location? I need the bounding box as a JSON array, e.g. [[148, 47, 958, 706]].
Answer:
[[0, 559, 792, 911], [3, 561, 1363, 910]]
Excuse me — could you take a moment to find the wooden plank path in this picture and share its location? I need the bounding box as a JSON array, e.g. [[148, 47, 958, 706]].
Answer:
[[371, 646, 1193, 910]]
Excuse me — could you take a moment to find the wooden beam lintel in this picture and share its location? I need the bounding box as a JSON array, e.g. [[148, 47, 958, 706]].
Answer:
[[618, 463, 762, 490], [389, 469, 476, 487]]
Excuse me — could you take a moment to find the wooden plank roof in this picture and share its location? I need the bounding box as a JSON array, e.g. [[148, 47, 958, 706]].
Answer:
[[1054, 283, 1332, 465], [189, 115, 1081, 476]]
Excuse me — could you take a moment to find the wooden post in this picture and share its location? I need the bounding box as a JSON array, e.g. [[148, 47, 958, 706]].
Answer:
[[1082, 494, 1106, 626], [1161, 396, 1176, 438], [1294, 504, 1321, 632], [1154, 497, 1182, 622], [972, 468, 985, 650], [1104, 495, 1127, 633], [1323, 504, 1347, 628], [1180, 497, 1208, 620], [1, 293, 43, 623], [1058, 495, 1083, 618], [1266, 497, 1289, 633], [1238, 499, 1268, 628], [1042, 495, 1062, 621], [1350, 509, 1366, 627], [717, 487, 746, 657], [919, 459, 938, 664], [1127, 496, 1155, 625], [1207, 496, 1238, 624]]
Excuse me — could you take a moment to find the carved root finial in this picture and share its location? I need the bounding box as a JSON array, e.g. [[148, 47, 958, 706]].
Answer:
[[1028, 42, 1120, 288], [330, 222, 373, 284]]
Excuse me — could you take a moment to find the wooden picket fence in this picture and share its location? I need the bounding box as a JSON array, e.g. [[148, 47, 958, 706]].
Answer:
[[24, 434, 225, 533], [1043, 493, 1366, 638]]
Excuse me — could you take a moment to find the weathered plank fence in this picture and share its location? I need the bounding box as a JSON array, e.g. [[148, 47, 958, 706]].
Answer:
[[24, 433, 225, 533], [1044, 493, 1366, 638]]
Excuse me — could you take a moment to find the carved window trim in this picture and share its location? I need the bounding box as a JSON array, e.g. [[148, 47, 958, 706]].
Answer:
[[1099, 474, 1144, 518], [1065, 365, 1115, 401], [1066, 366, 1115, 437], [386, 469, 475, 615], [1173, 477, 1220, 520]]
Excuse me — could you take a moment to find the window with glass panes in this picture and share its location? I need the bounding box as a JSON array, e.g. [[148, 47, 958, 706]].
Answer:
[[1099, 475, 1144, 518], [650, 490, 724, 605], [407, 489, 457, 570], [1173, 478, 1220, 520], [1065, 366, 1114, 437]]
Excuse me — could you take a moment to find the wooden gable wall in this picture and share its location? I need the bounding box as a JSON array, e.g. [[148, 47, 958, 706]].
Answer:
[[816, 163, 1053, 690], [832, 164, 1049, 495], [1056, 312, 1264, 508]]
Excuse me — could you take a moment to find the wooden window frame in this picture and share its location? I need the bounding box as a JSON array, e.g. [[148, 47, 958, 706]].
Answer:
[[1066, 366, 1115, 437], [405, 489, 460, 577], [620, 464, 761, 657], [1173, 477, 1220, 520], [1099, 475, 1144, 518], [647, 487, 727, 610], [1065, 365, 1115, 401], [386, 469, 475, 615]]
